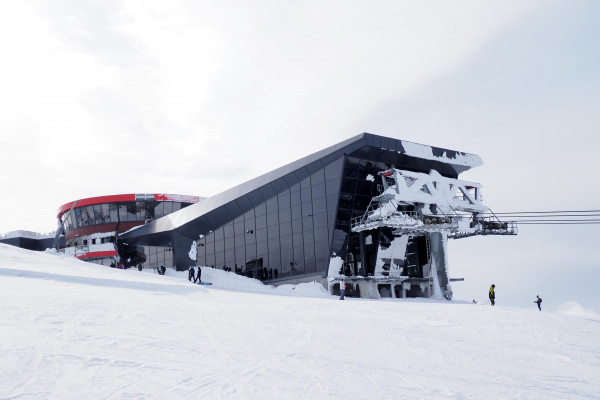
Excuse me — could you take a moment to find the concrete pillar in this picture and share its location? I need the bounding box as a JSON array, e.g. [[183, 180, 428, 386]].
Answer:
[[429, 232, 451, 299]]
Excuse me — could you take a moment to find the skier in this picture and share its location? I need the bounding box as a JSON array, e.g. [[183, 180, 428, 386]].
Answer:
[[339, 278, 346, 300], [196, 266, 202, 283], [534, 295, 542, 311], [489, 284, 495, 306], [188, 266, 195, 282]]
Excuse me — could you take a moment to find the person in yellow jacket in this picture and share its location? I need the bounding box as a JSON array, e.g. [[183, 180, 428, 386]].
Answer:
[[489, 284, 495, 306]]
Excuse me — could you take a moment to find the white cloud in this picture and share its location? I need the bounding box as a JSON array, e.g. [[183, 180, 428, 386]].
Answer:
[[0, 0, 550, 234], [556, 302, 600, 320]]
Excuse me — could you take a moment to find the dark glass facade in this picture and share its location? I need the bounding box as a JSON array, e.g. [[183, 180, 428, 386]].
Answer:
[[194, 155, 403, 281], [141, 245, 174, 270], [196, 158, 344, 280]]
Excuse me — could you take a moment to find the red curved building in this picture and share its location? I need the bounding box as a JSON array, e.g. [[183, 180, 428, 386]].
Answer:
[[57, 193, 200, 267]]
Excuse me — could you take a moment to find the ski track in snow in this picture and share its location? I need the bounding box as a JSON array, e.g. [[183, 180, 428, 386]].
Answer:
[[0, 244, 599, 399]]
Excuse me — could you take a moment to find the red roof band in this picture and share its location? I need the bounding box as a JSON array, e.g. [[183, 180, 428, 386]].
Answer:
[[75, 250, 118, 259]]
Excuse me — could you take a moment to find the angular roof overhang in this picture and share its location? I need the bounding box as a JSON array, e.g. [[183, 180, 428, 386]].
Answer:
[[120, 133, 482, 246]]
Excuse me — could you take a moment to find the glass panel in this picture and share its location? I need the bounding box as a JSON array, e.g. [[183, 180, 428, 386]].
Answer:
[[101, 204, 110, 223], [204, 233, 215, 267], [325, 157, 344, 181], [266, 197, 278, 213], [290, 184, 301, 206], [256, 239, 268, 266], [245, 238, 256, 266], [234, 216, 244, 236], [340, 178, 357, 194], [267, 211, 278, 227], [312, 211, 328, 229], [235, 245, 245, 271], [279, 206, 291, 223], [300, 177, 311, 190], [81, 207, 90, 226], [215, 241, 225, 268], [277, 190, 291, 209], [255, 203, 266, 216], [118, 205, 127, 222], [109, 204, 118, 222], [280, 240, 293, 277], [93, 205, 103, 224], [127, 203, 137, 221], [344, 158, 360, 178], [72, 208, 80, 228], [225, 248, 235, 271], [310, 169, 325, 184], [268, 225, 280, 248], [326, 178, 341, 195], [312, 197, 327, 214], [356, 180, 375, 195], [279, 221, 292, 236], [256, 212, 266, 229], [302, 201, 313, 217], [154, 203, 165, 218], [291, 204, 302, 222], [197, 240, 206, 265], [268, 251, 281, 272], [136, 202, 145, 221], [301, 187, 311, 203], [255, 228, 267, 246], [311, 182, 326, 199], [144, 203, 154, 220], [353, 195, 372, 210], [224, 222, 234, 237]]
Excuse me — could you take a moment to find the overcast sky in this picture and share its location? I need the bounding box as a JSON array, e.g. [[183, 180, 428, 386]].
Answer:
[[1, 1, 598, 311]]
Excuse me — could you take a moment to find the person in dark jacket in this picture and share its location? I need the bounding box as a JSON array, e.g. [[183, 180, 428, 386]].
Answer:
[[188, 266, 195, 282], [534, 295, 542, 311], [196, 266, 202, 283], [489, 284, 495, 306]]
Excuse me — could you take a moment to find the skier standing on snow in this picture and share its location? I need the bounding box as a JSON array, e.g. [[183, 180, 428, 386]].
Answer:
[[489, 284, 495, 306], [534, 295, 542, 311], [339, 278, 346, 300], [188, 266, 195, 282], [196, 266, 202, 283]]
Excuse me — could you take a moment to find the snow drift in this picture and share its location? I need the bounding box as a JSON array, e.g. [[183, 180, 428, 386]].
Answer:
[[0, 244, 598, 399]]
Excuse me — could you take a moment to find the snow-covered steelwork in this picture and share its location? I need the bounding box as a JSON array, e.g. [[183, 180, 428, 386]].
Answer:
[[339, 165, 516, 300]]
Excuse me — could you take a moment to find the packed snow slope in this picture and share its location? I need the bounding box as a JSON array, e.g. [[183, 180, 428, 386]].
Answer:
[[1, 244, 598, 400]]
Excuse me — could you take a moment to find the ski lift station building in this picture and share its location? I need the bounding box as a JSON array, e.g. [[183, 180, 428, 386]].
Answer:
[[1, 133, 516, 299]]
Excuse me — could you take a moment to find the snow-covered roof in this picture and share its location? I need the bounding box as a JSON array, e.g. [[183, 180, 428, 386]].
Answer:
[[401, 140, 483, 168]]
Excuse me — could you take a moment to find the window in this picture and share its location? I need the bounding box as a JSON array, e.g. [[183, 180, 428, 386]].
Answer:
[[94, 205, 103, 224], [154, 203, 165, 219]]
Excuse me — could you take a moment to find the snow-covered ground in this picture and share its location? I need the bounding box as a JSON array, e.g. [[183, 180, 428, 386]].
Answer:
[[1, 244, 598, 399]]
